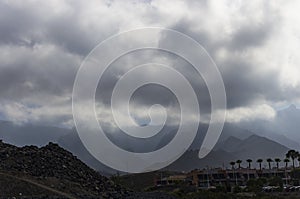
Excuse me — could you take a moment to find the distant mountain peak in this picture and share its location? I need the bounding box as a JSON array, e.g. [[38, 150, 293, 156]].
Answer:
[[226, 136, 242, 142], [288, 104, 297, 110], [246, 134, 265, 140]]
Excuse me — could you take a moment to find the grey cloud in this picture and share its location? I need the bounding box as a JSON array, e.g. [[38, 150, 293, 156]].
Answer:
[[0, 2, 38, 45], [0, 47, 78, 101], [229, 22, 274, 51], [0, 0, 299, 129], [164, 5, 300, 110], [95, 49, 211, 113]]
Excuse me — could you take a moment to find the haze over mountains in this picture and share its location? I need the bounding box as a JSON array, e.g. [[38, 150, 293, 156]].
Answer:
[[0, 120, 71, 147], [0, 105, 299, 173], [237, 104, 300, 150], [167, 134, 289, 172]]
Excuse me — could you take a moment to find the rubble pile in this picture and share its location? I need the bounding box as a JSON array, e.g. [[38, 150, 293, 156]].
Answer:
[[0, 140, 128, 198], [0, 140, 176, 199]]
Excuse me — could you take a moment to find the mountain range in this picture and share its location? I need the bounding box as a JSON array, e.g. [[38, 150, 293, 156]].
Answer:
[[0, 105, 299, 173], [238, 104, 300, 150], [167, 134, 289, 171]]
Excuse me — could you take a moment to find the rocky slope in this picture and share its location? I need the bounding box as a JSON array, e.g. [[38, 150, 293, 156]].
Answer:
[[0, 140, 175, 199], [0, 140, 129, 198]]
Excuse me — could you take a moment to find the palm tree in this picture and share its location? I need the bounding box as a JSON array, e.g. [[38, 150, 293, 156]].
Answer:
[[246, 159, 253, 169], [236, 160, 242, 169], [257, 159, 263, 170], [284, 158, 290, 168], [286, 150, 299, 169], [266, 158, 273, 169], [274, 158, 281, 169], [230, 161, 236, 170]]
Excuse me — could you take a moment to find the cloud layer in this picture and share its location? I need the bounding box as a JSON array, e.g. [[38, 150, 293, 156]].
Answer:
[[0, 0, 300, 129]]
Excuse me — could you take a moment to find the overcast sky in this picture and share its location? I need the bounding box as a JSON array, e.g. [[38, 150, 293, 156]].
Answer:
[[0, 0, 300, 129]]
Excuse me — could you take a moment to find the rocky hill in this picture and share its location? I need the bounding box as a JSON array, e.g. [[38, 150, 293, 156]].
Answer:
[[0, 140, 129, 198], [0, 140, 175, 199]]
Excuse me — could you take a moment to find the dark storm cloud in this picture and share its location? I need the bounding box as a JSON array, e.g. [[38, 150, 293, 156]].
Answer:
[[0, 1, 118, 55], [0, 45, 78, 101], [229, 23, 273, 51], [46, 20, 94, 56], [221, 60, 280, 108]]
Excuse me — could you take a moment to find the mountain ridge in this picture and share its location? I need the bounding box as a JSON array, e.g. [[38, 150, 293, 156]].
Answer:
[[0, 118, 295, 173], [166, 134, 289, 171]]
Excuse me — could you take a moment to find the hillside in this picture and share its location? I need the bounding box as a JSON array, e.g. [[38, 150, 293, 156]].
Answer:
[[0, 140, 128, 198], [0, 140, 175, 199]]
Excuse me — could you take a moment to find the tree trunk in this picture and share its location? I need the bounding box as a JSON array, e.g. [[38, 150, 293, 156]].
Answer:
[[292, 159, 295, 168], [259, 163, 262, 170]]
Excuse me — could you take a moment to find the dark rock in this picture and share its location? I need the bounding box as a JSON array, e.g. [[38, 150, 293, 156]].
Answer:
[[0, 141, 128, 198], [0, 141, 178, 199]]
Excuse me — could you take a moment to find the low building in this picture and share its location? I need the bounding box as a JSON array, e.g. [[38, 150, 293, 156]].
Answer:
[[188, 168, 292, 188], [155, 174, 191, 186]]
